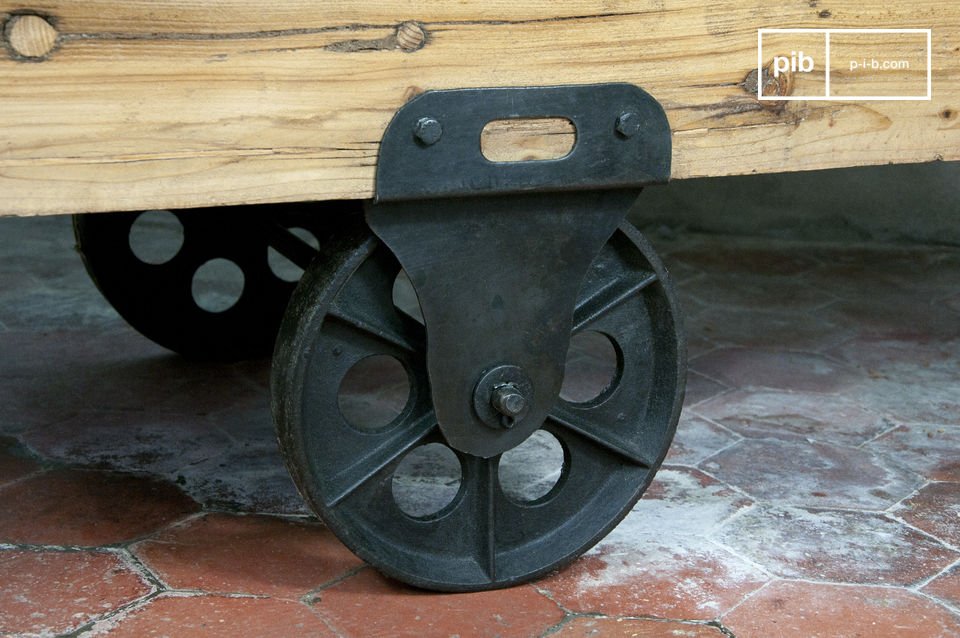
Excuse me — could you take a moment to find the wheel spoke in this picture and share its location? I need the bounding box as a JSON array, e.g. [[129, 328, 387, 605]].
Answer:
[[326, 247, 425, 354], [325, 410, 438, 507], [459, 455, 499, 580], [572, 272, 658, 333], [327, 301, 424, 354], [548, 404, 653, 467], [268, 222, 320, 270]]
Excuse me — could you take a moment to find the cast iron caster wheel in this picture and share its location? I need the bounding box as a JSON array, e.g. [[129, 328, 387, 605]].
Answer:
[[73, 201, 361, 361], [272, 217, 685, 591]]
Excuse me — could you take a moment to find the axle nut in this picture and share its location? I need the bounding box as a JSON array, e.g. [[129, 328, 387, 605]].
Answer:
[[491, 384, 526, 419], [472, 365, 534, 430]]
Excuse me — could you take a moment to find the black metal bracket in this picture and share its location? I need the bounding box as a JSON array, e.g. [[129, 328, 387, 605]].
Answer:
[[367, 83, 671, 458]]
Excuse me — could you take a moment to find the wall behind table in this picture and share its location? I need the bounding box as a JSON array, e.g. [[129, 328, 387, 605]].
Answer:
[[633, 161, 960, 246]]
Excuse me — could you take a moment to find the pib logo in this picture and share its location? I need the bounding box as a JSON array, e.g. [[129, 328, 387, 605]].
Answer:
[[773, 51, 815, 78]]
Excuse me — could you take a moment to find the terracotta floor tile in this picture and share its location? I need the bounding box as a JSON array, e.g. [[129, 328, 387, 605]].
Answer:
[[723, 580, 960, 638], [684, 335, 716, 360], [827, 337, 960, 378], [828, 339, 960, 424], [553, 616, 724, 637], [717, 505, 958, 585], [682, 371, 728, 408], [845, 377, 960, 425], [134, 513, 363, 599], [684, 273, 835, 313], [0, 468, 198, 546], [818, 296, 960, 341], [539, 534, 768, 621], [0, 550, 150, 636], [946, 293, 960, 315], [312, 569, 564, 637], [634, 467, 753, 537], [100, 594, 335, 637], [702, 439, 922, 510], [800, 245, 960, 296], [0, 329, 165, 380], [689, 308, 851, 352], [668, 244, 819, 276], [0, 435, 40, 485], [895, 482, 960, 547], [866, 425, 960, 482], [0, 375, 82, 436], [664, 415, 739, 467], [694, 389, 894, 447], [691, 348, 865, 393], [922, 563, 960, 609]]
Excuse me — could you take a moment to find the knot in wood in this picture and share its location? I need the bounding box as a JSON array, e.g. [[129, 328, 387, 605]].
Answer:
[[395, 21, 426, 53], [5, 14, 58, 60]]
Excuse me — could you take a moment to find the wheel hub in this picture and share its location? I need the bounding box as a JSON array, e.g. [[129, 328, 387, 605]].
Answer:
[[472, 365, 534, 431]]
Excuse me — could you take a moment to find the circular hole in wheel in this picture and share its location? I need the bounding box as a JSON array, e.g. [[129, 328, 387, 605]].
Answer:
[[498, 429, 565, 503], [392, 269, 424, 325], [559, 331, 622, 404], [338, 354, 411, 432], [191, 258, 245, 313], [392, 443, 462, 518], [128, 210, 184, 265], [268, 227, 320, 282]]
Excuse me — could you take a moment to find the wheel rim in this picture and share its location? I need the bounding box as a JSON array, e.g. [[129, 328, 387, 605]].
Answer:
[[73, 202, 355, 360], [273, 220, 685, 591]]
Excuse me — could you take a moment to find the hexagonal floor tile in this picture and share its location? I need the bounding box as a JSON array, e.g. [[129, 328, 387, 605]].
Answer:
[[922, 563, 960, 610], [684, 273, 835, 314], [818, 295, 960, 341], [691, 348, 864, 394], [693, 389, 894, 447], [667, 243, 819, 276], [716, 505, 958, 585], [828, 337, 960, 378], [538, 534, 769, 621], [866, 425, 960, 482], [702, 439, 922, 510], [689, 308, 852, 352], [895, 482, 960, 547], [0, 469, 198, 546], [553, 616, 725, 636], [0, 550, 151, 636], [683, 371, 729, 408], [310, 569, 564, 637], [633, 467, 753, 537], [946, 293, 960, 315], [723, 580, 960, 638], [0, 435, 40, 485], [844, 377, 960, 426], [133, 513, 362, 599], [98, 594, 335, 637], [664, 415, 740, 467]]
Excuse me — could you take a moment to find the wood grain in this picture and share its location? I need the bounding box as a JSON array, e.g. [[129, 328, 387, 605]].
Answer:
[[0, 1, 956, 216]]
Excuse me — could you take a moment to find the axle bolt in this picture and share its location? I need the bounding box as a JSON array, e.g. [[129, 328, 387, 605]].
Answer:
[[414, 117, 443, 145], [491, 384, 526, 428], [615, 111, 641, 138]]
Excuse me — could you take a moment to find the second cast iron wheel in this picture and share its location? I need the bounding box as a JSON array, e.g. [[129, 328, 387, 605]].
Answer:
[[73, 201, 362, 361], [272, 215, 685, 591]]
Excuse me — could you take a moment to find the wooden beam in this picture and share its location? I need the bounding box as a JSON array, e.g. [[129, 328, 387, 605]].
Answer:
[[0, 1, 956, 216]]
